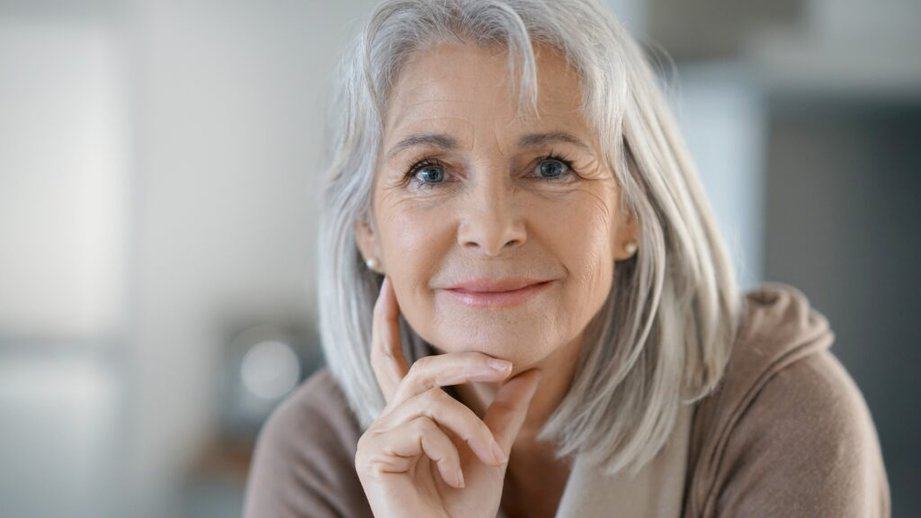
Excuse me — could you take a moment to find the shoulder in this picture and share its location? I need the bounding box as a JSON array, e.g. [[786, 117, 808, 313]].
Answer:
[[719, 349, 889, 515], [685, 282, 890, 517], [745, 347, 879, 440], [243, 367, 371, 518], [727, 347, 886, 476], [690, 347, 891, 517]]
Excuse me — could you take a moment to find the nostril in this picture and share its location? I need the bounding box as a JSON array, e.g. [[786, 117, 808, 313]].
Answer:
[[457, 218, 526, 254]]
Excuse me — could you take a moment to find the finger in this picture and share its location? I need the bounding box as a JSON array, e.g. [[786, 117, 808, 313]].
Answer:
[[385, 351, 513, 413], [482, 369, 543, 456], [370, 275, 409, 403], [361, 416, 466, 488], [379, 387, 507, 468], [390, 417, 466, 488]]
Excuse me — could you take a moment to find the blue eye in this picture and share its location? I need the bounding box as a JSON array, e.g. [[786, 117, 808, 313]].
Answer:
[[537, 153, 575, 182], [416, 164, 445, 183], [405, 155, 575, 190], [406, 159, 446, 188], [539, 158, 569, 179]]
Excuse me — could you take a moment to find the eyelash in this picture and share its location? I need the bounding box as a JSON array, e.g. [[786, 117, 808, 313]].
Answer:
[[403, 152, 578, 190]]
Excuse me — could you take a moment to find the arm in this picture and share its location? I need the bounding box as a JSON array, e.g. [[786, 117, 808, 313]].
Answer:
[[711, 350, 891, 517]]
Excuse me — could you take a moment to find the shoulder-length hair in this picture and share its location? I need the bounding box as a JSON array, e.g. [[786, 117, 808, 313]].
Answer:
[[316, 0, 744, 477]]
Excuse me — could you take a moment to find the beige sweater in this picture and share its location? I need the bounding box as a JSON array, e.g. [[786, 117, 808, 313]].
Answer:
[[243, 282, 891, 517]]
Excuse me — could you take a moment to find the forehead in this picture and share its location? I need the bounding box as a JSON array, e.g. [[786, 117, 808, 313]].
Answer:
[[383, 41, 587, 135]]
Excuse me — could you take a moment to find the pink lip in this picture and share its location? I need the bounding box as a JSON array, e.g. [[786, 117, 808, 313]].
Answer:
[[446, 277, 551, 292], [442, 279, 554, 308]]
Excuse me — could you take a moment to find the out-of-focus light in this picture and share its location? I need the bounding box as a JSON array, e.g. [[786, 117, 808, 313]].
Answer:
[[240, 340, 300, 400]]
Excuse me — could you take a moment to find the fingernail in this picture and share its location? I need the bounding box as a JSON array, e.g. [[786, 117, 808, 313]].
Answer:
[[490, 440, 507, 465], [487, 359, 512, 372], [455, 467, 465, 488]]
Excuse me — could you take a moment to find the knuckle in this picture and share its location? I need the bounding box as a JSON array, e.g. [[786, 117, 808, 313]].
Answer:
[[359, 421, 387, 444], [422, 391, 475, 437], [356, 429, 374, 453], [354, 440, 370, 471], [368, 462, 388, 478], [402, 359, 433, 387], [358, 455, 389, 479], [432, 387, 453, 404], [355, 427, 397, 475], [410, 416, 434, 436], [422, 387, 445, 405], [412, 355, 433, 371]]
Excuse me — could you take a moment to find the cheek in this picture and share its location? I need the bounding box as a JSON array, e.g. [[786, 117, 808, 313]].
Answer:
[[537, 188, 617, 312], [372, 184, 618, 354], [382, 206, 443, 268], [377, 201, 454, 330]]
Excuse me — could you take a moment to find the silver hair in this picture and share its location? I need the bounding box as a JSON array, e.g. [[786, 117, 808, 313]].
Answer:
[[316, 0, 744, 477]]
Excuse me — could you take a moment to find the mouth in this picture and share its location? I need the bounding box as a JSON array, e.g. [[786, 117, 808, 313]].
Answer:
[[441, 279, 554, 308]]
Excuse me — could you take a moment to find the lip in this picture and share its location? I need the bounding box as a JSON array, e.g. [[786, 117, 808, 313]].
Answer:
[[445, 277, 551, 292], [441, 278, 554, 308]]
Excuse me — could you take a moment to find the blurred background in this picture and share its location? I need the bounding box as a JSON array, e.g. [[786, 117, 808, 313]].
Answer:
[[0, 0, 918, 516]]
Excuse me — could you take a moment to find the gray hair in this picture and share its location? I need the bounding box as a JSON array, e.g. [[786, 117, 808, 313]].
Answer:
[[316, 0, 744, 477]]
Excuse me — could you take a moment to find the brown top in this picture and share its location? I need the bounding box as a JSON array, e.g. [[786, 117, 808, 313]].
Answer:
[[243, 282, 891, 517]]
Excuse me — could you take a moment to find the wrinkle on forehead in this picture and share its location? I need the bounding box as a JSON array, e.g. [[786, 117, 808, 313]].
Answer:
[[383, 40, 593, 157]]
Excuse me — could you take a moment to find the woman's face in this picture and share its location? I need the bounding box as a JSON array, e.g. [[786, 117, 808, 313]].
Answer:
[[356, 41, 638, 368]]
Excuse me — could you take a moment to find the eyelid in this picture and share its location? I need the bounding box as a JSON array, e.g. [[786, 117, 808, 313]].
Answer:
[[403, 157, 454, 190], [407, 157, 442, 175], [404, 157, 448, 183], [528, 153, 579, 180], [402, 152, 579, 189]]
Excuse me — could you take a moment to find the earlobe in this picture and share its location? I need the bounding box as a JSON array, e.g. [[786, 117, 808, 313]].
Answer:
[[354, 219, 375, 263], [354, 218, 383, 272], [613, 210, 640, 261]]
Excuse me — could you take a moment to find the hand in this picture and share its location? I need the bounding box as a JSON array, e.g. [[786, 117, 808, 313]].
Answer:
[[354, 275, 543, 518]]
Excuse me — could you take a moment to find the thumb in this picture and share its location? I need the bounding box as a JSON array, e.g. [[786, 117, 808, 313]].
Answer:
[[481, 368, 543, 454]]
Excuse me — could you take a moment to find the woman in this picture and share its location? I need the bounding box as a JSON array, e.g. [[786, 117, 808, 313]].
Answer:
[[243, 0, 890, 516]]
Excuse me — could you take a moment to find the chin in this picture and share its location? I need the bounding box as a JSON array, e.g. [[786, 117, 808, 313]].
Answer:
[[431, 326, 556, 364]]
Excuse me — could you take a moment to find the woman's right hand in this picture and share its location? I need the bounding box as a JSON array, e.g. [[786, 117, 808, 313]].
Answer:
[[355, 275, 543, 518]]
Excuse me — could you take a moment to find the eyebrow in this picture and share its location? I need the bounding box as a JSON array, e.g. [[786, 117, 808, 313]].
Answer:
[[386, 132, 458, 159], [385, 130, 590, 159], [517, 131, 591, 150]]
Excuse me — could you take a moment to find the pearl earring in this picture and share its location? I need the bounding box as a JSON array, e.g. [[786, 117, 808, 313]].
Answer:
[[624, 241, 638, 256], [365, 257, 379, 270]]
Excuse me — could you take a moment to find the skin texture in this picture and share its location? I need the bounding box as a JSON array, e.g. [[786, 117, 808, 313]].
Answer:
[[356, 276, 543, 518], [354, 41, 639, 517]]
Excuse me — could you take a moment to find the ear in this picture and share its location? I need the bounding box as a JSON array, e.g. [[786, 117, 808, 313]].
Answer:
[[612, 206, 640, 261], [354, 218, 380, 268]]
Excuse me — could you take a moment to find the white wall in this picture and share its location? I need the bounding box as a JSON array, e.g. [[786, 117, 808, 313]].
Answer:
[[0, 12, 128, 518], [0, 1, 378, 516], [125, 1, 376, 515], [0, 15, 128, 336]]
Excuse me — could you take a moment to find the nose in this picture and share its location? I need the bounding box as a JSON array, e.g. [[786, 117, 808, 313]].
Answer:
[[456, 174, 526, 256]]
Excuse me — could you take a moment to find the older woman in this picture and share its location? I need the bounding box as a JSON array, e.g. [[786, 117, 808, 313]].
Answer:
[[243, 1, 890, 517]]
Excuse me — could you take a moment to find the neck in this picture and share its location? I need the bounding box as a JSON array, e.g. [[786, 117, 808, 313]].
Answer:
[[452, 331, 584, 448]]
